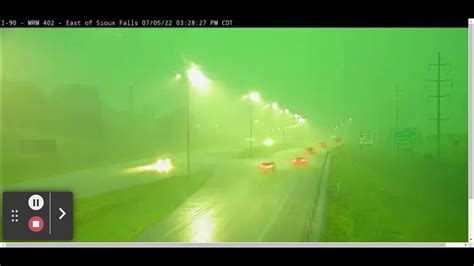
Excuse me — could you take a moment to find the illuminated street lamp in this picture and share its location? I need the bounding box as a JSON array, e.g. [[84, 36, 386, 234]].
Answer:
[[248, 92, 261, 103], [187, 64, 211, 91], [263, 138, 275, 146], [271, 102, 279, 111], [242, 91, 261, 157], [176, 63, 212, 177]]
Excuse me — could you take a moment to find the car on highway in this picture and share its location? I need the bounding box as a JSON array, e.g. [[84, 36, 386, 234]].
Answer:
[[292, 157, 309, 166], [304, 147, 317, 154], [259, 162, 276, 172]]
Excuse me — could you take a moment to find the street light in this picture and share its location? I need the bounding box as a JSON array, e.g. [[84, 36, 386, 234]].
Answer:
[[243, 91, 261, 157], [187, 64, 211, 91], [248, 92, 261, 103], [176, 63, 212, 177], [279, 108, 290, 144], [263, 138, 274, 146], [271, 102, 279, 111]]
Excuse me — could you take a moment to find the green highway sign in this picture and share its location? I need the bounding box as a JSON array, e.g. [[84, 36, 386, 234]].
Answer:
[[394, 128, 416, 145], [359, 131, 373, 145]]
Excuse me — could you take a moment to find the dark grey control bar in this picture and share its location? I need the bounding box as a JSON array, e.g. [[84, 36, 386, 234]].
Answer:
[[2, 192, 73, 240]]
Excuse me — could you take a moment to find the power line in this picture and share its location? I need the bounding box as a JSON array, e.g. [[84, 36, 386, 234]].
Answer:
[[425, 52, 451, 160]]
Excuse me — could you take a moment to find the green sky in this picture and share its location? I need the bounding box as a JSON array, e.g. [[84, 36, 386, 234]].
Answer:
[[1, 28, 468, 136]]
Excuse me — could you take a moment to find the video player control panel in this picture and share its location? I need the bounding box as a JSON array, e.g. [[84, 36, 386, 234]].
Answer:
[[2, 192, 73, 240]]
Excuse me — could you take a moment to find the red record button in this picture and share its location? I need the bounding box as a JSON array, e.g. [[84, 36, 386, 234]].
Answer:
[[28, 216, 44, 232]]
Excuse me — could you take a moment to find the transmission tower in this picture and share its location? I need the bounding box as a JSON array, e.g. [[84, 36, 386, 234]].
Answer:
[[394, 84, 404, 159], [426, 52, 451, 160]]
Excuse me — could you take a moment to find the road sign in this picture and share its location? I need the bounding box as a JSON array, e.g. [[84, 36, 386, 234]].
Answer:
[[359, 131, 373, 145], [394, 128, 416, 145]]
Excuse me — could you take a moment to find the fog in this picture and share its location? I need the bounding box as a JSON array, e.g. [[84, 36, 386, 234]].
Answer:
[[1, 28, 468, 182]]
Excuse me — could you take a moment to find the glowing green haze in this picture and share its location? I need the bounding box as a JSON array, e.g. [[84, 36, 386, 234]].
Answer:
[[0, 28, 468, 242]]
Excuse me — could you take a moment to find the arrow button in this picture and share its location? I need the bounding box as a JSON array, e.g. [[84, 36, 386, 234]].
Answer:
[[50, 192, 73, 240], [59, 208, 66, 220]]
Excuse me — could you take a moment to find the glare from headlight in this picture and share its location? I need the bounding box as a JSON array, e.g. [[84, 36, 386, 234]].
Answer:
[[126, 158, 174, 174]]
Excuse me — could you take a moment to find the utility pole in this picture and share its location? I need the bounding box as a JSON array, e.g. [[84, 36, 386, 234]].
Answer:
[[395, 85, 402, 130], [426, 52, 451, 161], [129, 85, 134, 114], [379, 93, 384, 147], [129, 85, 135, 152], [186, 82, 191, 177], [394, 84, 404, 159], [282, 126, 286, 144], [249, 105, 253, 157]]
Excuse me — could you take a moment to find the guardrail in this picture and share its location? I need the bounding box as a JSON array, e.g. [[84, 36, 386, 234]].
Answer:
[[305, 149, 331, 241]]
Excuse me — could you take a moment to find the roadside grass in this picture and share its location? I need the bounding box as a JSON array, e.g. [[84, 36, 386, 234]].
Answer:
[[323, 145, 468, 242], [2, 156, 140, 186], [0, 171, 210, 241], [2, 147, 171, 186], [71, 171, 210, 241]]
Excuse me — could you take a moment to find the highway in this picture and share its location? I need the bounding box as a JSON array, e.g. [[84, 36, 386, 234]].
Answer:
[[4, 146, 330, 242], [135, 148, 328, 242]]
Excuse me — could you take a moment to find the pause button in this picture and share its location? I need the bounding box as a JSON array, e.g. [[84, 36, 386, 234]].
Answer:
[[28, 194, 44, 211]]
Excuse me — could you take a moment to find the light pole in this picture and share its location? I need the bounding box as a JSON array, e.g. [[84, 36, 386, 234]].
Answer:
[[270, 102, 279, 141], [177, 64, 211, 177], [250, 104, 253, 157], [186, 79, 191, 177], [242, 92, 261, 157], [282, 109, 290, 144]]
